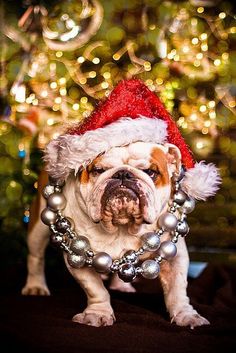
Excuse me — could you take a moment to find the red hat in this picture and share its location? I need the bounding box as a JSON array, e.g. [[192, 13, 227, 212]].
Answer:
[[44, 79, 220, 200]]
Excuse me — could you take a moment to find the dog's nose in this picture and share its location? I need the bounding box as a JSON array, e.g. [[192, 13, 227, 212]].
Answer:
[[112, 170, 135, 181]]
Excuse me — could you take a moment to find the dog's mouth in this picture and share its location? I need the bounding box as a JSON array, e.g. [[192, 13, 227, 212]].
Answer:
[[101, 179, 146, 234]]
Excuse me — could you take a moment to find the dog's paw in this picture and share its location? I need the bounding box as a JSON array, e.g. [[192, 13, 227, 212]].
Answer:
[[21, 284, 50, 296], [171, 310, 210, 329], [72, 306, 116, 327]]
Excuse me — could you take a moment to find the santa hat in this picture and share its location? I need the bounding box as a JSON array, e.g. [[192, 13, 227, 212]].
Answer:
[[44, 79, 221, 201]]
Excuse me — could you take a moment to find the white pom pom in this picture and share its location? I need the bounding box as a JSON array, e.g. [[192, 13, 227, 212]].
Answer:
[[181, 161, 221, 201]]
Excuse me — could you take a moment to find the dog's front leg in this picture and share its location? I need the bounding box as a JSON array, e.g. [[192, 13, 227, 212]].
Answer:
[[159, 237, 209, 329], [22, 171, 50, 296], [64, 256, 115, 327]]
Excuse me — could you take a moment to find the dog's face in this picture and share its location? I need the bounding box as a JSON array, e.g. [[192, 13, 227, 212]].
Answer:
[[74, 142, 181, 235]]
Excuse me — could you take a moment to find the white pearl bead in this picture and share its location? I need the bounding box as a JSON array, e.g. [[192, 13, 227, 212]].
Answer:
[[174, 190, 187, 205], [176, 221, 189, 236], [92, 252, 112, 273], [141, 260, 160, 279], [141, 232, 161, 251], [47, 192, 67, 211], [158, 241, 177, 260], [70, 236, 90, 254], [67, 253, 86, 268], [158, 212, 178, 231], [41, 208, 57, 225], [182, 197, 195, 214], [42, 185, 55, 199]]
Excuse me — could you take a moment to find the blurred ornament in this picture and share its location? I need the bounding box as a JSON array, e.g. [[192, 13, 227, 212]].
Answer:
[[43, 0, 103, 51]]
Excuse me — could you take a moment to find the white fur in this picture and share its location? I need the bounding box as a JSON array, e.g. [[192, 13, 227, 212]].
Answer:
[[44, 117, 168, 182], [181, 161, 221, 201]]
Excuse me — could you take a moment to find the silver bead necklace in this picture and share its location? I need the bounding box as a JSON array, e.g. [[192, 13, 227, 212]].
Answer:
[[41, 173, 195, 283]]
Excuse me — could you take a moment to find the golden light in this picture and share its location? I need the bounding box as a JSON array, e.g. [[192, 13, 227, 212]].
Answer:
[[89, 71, 97, 78], [199, 105, 207, 112], [208, 101, 216, 108], [92, 57, 100, 64], [197, 7, 204, 13], [79, 78, 87, 84], [200, 33, 207, 41], [192, 37, 199, 45], [196, 53, 203, 59], [201, 44, 208, 51], [229, 101, 236, 108], [72, 103, 79, 110], [60, 88, 67, 96], [59, 77, 66, 85], [113, 53, 120, 61], [56, 51, 63, 58], [55, 97, 62, 104], [214, 59, 221, 66], [144, 61, 151, 71], [41, 90, 48, 98], [219, 12, 226, 19], [209, 111, 216, 119], [80, 97, 88, 104], [103, 72, 111, 79], [47, 118, 54, 126], [101, 82, 109, 89], [77, 56, 85, 63], [50, 82, 57, 89], [156, 78, 163, 85]]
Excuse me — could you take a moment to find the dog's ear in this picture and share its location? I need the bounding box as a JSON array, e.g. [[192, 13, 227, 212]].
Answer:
[[164, 143, 182, 175]]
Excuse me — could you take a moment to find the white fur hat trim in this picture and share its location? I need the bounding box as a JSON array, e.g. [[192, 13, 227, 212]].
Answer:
[[44, 117, 168, 182]]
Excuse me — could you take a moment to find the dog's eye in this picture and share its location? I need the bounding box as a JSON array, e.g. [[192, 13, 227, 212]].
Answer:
[[91, 167, 105, 176], [143, 169, 160, 180]]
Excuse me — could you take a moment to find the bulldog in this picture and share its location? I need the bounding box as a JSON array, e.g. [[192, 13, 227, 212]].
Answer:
[[22, 79, 220, 328]]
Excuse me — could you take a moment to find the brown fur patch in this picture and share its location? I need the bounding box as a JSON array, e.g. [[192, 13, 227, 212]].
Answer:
[[150, 148, 170, 187], [80, 156, 103, 184]]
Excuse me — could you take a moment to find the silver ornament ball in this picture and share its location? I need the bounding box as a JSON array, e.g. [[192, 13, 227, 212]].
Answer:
[[123, 250, 138, 264], [118, 263, 136, 282], [141, 260, 160, 279], [158, 212, 178, 231], [70, 236, 90, 255], [47, 192, 67, 211], [174, 190, 187, 205], [51, 233, 63, 244], [55, 217, 73, 233], [182, 197, 195, 214], [67, 253, 86, 268], [141, 232, 161, 252], [158, 241, 177, 260], [176, 221, 189, 236], [92, 252, 112, 273], [41, 208, 58, 225], [42, 185, 55, 199]]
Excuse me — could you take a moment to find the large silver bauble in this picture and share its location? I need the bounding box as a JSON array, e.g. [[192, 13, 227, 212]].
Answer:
[[176, 221, 189, 236], [47, 192, 67, 211], [118, 263, 136, 282], [67, 253, 86, 268], [42, 185, 55, 199], [158, 241, 177, 260], [141, 260, 160, 279], [70, 236, 90, 255], [123, 250, 138, 264], [174, 190, 187, 205], [41, 208, 57, 225], [141, 232, 161, 251], [158, 212, 178, 231], [55, 217, 73, 233], [92, 252, 112, 273], [182, 197, 195, 214]]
